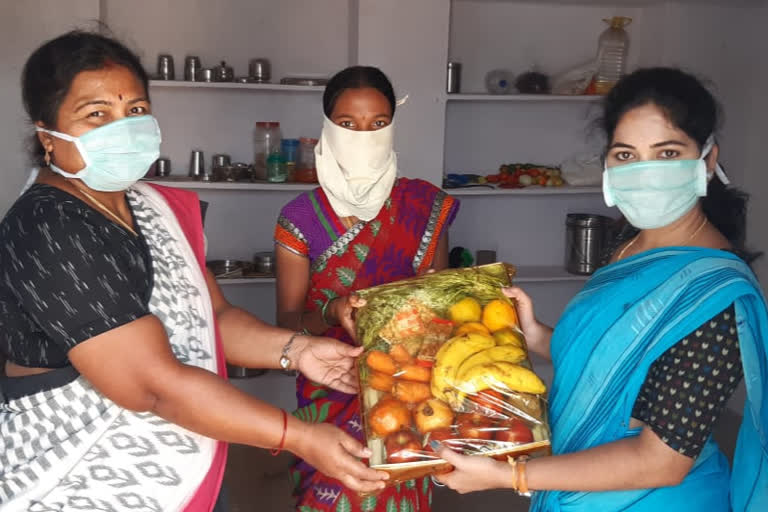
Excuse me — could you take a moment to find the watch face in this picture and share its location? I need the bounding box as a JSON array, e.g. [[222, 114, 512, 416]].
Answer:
[[279, 356, 290, 370]]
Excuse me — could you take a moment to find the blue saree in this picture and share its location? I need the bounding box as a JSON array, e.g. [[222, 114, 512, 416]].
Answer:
[[531, 248, 768, 511]]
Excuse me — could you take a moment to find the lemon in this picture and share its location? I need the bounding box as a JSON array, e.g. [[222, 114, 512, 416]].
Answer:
[[481, 299, 519, 332], [449, 297, 482, 324]]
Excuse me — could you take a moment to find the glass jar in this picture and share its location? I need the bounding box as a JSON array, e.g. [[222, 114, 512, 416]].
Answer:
[[266, 152, 287, 183], [253, 121, 282, 181]]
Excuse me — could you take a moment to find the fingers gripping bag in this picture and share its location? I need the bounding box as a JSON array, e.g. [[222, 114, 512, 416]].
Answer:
[[355, 263, 551, 485]]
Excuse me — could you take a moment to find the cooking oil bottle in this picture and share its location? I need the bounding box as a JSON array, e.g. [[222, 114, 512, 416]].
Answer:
[[595, 16, 631, 94]]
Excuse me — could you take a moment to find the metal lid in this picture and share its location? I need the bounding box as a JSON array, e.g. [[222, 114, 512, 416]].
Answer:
[[566, 213, 612, 228]]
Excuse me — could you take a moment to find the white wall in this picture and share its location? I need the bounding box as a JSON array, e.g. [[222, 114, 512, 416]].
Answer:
[[355, 0, 451, 185], [0, 0, 100, 217]]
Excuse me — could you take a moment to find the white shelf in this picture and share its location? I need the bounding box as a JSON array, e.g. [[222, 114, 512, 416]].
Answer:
[[142, 179, 317, 191], [216, 277, 276, 285], [216, 267, 588, 285], [149, 80, 324, 93], [446, 186, 601, 196], [446, 93, 601, 103], [514, 266, 590, 283]]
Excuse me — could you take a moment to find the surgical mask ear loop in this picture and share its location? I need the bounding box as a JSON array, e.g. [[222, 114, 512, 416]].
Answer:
[[701, 135, 730, 185]]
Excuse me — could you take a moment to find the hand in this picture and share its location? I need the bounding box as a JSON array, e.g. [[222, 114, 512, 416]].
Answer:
[[433, 446, 511, 494], [502, 286, 552, 359], [294, 336, 363, 394], [299, 423, 389, 493], [328, 295, 366, 340]]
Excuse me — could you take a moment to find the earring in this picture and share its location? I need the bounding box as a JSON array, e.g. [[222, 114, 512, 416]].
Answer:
[[44, 151, 51, 166]]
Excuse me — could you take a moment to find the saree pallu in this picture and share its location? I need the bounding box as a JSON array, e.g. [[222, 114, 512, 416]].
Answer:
[[0, 184, 227, 512], [531, 248, 768, 512], [275, 178, 459, 511]]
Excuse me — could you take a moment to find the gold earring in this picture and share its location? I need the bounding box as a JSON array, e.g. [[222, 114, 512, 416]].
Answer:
[[44, 151, 51, 166]]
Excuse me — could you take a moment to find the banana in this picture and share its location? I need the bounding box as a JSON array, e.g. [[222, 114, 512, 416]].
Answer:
[[431, 332, 495, 404], [457, 361, 547, 395], [456, 345, 527, 381]]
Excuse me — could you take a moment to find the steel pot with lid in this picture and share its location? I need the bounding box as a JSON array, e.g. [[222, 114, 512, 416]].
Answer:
[[213, 60, 234, 82]]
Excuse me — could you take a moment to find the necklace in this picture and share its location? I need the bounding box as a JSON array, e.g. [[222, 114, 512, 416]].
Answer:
[[617, 216, 708, 261], [71, 182, 138, 237]]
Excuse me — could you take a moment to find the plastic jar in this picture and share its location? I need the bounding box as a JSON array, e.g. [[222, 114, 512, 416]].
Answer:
[[296, 137, 319, 183], [281, 138, 300, 180], [253, 122, 282, 180]]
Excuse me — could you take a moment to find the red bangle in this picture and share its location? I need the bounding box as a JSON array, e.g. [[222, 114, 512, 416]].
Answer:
[[271, 409, 288, 456]]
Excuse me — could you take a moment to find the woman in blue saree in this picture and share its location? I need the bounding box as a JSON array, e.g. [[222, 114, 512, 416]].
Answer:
[[434, 68, 768, 511]]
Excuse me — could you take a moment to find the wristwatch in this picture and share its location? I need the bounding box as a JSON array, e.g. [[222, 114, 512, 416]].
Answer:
[[279, 332, 302, 370]]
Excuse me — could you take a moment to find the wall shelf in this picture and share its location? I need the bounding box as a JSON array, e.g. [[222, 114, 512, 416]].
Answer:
[[446, 93, 601, 103], [149, 80, 324, 93], [215, 267, 588, 286], [446, 185, 601, 196], [142, 179, 317, 191]]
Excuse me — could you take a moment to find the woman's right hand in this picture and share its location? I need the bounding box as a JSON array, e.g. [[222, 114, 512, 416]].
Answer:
[[328, 295, 367, 340], [502, 286, 553, 360], [298, 423, 389, 493]]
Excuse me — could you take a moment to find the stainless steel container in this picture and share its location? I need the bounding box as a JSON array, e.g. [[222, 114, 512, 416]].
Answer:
[[189, 150, 205, 179], [253, 251, 274, 274], [184, 56, 202, 81], [155, 157, 171, 176], [248, 58, 271, 82], [212, 153, 231, 169], [198, 68, 213, 82], [157, 54, 175, 80], [447, 61, 462, 93], [565, 214, 612, 275], [213, 61, 234, 82]]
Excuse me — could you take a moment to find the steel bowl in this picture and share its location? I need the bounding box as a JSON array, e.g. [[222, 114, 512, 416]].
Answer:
[[253, 251, 274, 274]]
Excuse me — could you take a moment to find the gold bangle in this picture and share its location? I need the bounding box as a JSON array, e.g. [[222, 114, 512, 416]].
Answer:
[[506, 456, 519, 491], [517, 457, 529, 495]]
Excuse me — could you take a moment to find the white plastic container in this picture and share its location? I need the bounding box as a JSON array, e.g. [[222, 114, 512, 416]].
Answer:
[[485, 69, 515, 94], [595, 16, 631, 95]]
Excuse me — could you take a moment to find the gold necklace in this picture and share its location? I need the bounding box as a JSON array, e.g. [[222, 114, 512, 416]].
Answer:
[[617, 217, 708, 261], [71, 182, 138, 237]]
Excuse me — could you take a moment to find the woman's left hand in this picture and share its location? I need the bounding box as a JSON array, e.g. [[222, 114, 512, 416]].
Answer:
[[433, 446, 511, 494], [294, 336, 363, 394]]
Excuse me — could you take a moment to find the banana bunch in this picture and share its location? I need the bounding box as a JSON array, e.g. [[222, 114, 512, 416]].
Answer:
[[431, 332, 546, 409]]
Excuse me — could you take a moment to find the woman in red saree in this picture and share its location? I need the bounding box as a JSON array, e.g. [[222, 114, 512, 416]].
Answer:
[[275, 67, 460, 511]]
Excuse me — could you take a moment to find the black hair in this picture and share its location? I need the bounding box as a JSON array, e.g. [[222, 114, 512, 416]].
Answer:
[[21, 30, 149, 164], [601, 67, 757, 261], [322, 66, 396, 118]]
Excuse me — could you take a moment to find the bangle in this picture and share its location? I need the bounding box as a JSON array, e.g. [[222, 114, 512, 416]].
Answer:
[[517, 457, 530, 495], [321, 297, 336, 326], [506, 456, 519, 490], [271, 409, 288, 456]]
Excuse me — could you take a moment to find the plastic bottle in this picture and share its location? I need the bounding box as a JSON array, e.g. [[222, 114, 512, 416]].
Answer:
[[253, 121, 282, 181], [266, 153, 287, 183], [594, 16, 631, 95], [485, 69, 515, 94]]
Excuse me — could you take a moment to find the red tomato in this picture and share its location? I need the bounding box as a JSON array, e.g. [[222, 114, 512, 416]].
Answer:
[[487, 174, 500, 183]]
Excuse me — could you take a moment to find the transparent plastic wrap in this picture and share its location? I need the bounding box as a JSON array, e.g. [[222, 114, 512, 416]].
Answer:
[[355, 263, 551, 485]]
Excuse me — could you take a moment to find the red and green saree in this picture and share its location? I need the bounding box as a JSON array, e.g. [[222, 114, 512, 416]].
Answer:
[[275, 178, 459, 511]]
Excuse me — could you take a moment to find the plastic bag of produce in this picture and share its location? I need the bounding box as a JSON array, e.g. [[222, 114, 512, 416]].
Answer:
[[355, 263, 551, 485]]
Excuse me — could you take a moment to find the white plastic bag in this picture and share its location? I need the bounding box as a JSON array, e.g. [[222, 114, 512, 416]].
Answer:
[[552, 59, 598, 96], [560, 153, 603, 186]]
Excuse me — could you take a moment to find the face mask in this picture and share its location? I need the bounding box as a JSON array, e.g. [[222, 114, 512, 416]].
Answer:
[[36, 115, 162, 192], [602, 136, 728, 229], [315, 116, 398, 221]]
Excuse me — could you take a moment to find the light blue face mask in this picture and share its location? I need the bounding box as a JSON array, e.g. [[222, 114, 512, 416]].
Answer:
[[602, 136, 729, 229], [36, 115, 162, 192]]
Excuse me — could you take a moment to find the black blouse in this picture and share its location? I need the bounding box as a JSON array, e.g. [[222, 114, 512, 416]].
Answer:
[[0, 184, 153, 368]]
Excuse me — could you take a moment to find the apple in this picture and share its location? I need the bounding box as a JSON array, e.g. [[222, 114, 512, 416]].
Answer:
[[494, 418, 534, 444], [386, 430, 423, 463], [456, 412, 494, 440]]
